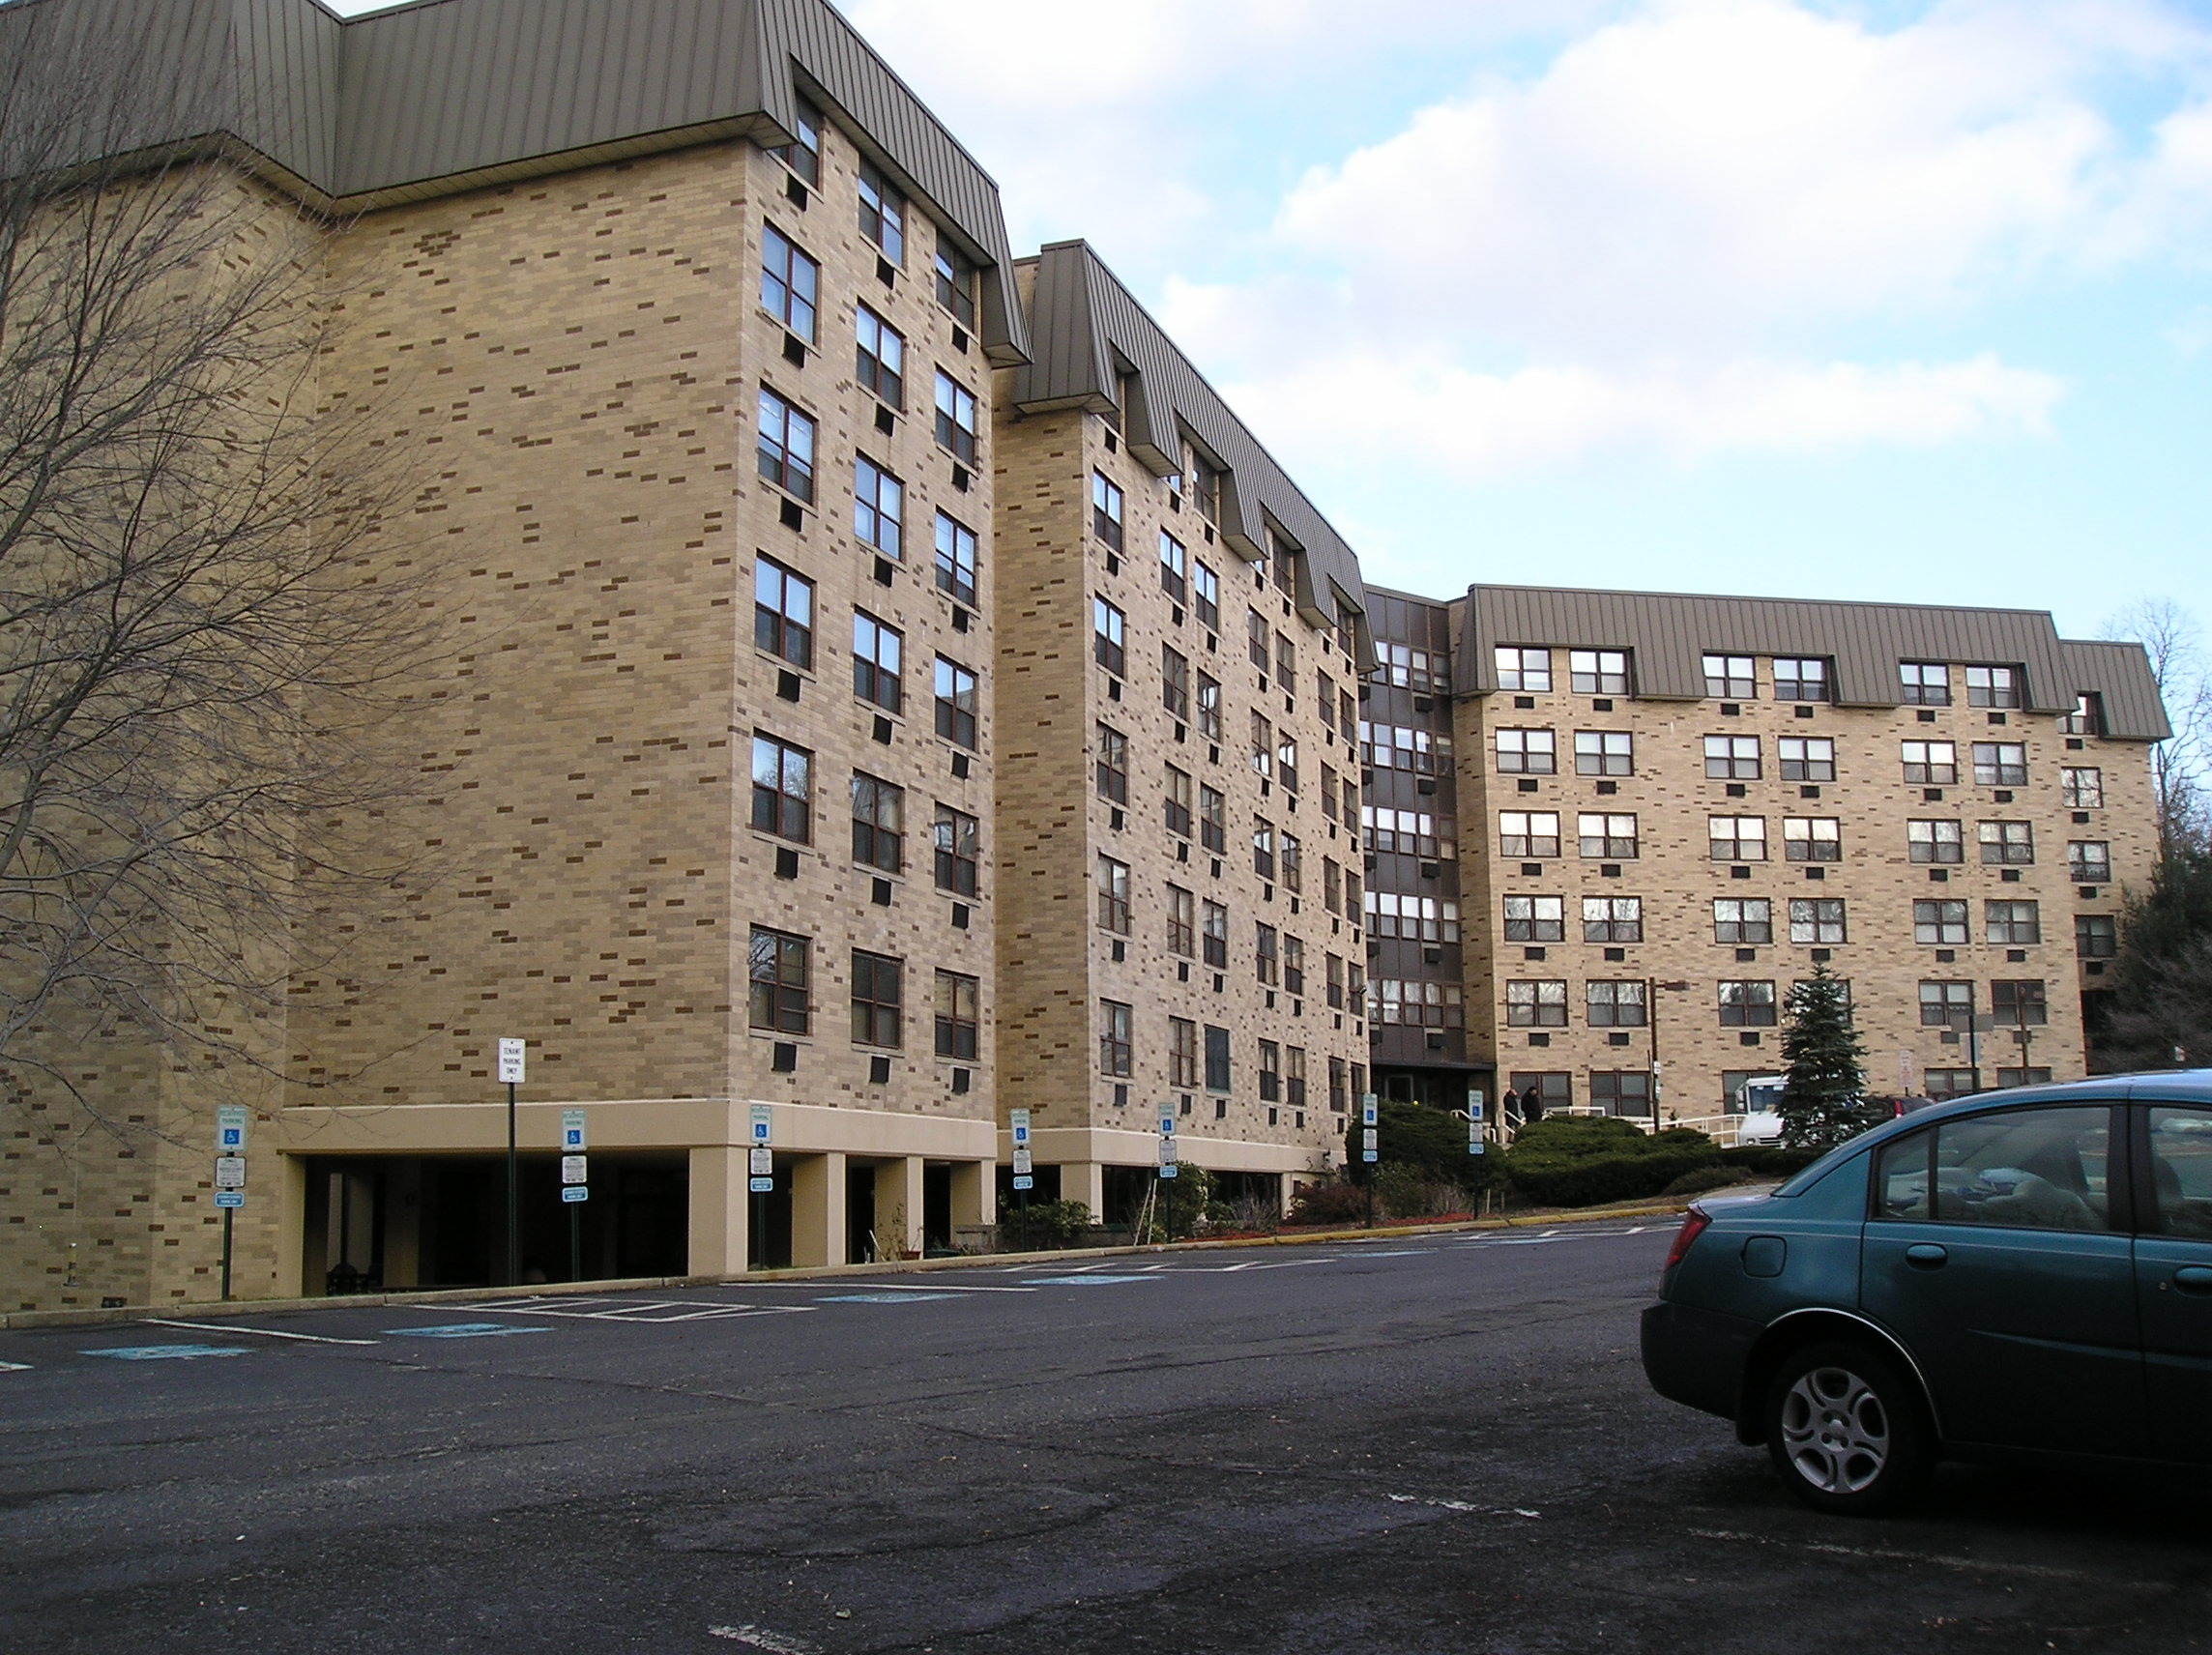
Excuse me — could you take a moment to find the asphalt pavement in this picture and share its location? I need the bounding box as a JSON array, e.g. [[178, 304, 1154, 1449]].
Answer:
[[2, 1223, 2206, 1654]]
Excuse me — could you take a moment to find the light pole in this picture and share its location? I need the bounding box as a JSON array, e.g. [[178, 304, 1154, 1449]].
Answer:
[[1648, 979, 1691, 1134]]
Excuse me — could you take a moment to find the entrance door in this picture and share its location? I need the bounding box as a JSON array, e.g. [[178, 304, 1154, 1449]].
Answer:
[[2139, 1103, 2212, 1462], [1860, 1103, 2143, 1458]]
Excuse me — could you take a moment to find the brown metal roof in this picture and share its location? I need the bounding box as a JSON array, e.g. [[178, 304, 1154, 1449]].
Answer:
[[5, 0, 1030, 363], [1012, 239, 1372, 661], [1445, 584, 2168, 740]]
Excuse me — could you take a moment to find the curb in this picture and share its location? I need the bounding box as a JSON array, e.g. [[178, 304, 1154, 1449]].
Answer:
[[0, 1203, 1693, 1333]]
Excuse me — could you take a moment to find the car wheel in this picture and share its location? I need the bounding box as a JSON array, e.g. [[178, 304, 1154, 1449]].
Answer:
[[1764, 1339, 1930, 1516]]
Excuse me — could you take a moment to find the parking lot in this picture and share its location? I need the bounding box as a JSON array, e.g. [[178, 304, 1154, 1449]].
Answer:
[[2, 1223, 2206, 1653]]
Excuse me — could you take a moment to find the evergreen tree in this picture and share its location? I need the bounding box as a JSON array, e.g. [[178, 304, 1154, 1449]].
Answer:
[[1778, 965, 1869, 1150], [2104, 848, 2212, 1071]]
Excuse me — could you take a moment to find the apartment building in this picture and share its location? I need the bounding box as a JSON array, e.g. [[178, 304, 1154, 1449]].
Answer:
[[1361, 587, 2167, 1131], [991, 242, 1375, 1222]]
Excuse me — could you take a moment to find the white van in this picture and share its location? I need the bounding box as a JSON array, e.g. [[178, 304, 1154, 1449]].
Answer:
[[1734, 1075, 1788, 1146]]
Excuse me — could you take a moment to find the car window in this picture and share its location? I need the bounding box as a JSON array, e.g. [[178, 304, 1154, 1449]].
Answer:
[[2148, 1106, 2212, 1239], [1872, 1129, 1931, 1221], [1930, 1106, 2113, 1233]]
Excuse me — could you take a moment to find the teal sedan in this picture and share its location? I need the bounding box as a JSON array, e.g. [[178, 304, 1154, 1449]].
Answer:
[[1642, 1071, 2212, 1514]]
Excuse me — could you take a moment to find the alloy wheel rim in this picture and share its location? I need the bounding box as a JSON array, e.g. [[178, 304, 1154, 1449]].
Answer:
[[1780, 1365, 1890, 1494]]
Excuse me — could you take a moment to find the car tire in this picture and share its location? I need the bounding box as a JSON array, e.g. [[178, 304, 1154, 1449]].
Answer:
[[1763, 1339, 1931, 1516]]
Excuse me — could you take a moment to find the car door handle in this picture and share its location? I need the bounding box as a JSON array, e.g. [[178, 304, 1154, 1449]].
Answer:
[[1905, 1244, 1948, 1270], [2172, 1266, 2212, 1296]]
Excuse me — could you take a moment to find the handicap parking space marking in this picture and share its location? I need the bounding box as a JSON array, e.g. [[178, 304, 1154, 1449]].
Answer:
[[145, 1318, 380, 1347], [814, 1292, 970, 1304], [83, 1344, 251, 1361], [1024, 1274, 1157, 1287], [470, 1296, 816, 1323], [383, 1322, 551, 1340]]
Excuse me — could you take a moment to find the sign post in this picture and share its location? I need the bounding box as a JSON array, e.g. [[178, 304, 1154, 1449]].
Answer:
[[497, 1038, 526, 1286], [1465, 1089, 1486, 1156], [1360, 1093, 1380, 1230], [214, 1107, 247, 1300], [560, 1109, 588, 1282], [1009, 1109, 1033, 1214], [749, 1104, 773, 1193]]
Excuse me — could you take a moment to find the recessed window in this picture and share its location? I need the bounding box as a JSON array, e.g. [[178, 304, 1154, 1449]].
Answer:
[[933, 805, 978, 895], [1165, 766, 1193, 837], [934, 970, 978, 1059], [1501, 811, 1561, 858], [851, 951, 902, 1048], [1900, 661, 1950, 706], [1583, 896, 1643, 944], [1503, 895, 1564, 943], [1590, 1071, 1653, 1116], [1192, 561, 1219, 630], [1783, 817, 1840, 862], [852, 611, 902, 714], [2075, 914, 2117, 959], [1966, 665, 2022, 709], [1902, 740, 1957, 785], [1778, 738, 1834, 781], [1586, 980, 1647, 1028], [1773, 657, 1828, 702], [1991, 980, 2048, 1026], [1506, 979, 1569, 1028], [756, 387, 816, 503], [1093, 596, 1126, 677], [771, 99, 821, 187], [1580, 813, 1639, 858], [1977, 820, 2033, 865], [2068, 841, 2110, 883], [750, 734, 811, 843], [932, 230, 977, 328], [1574, 731, 1633, 776], [1708, 815, 1766, 861], [858, 158, 904, 263], [1367, 893, 1458, 943], [850, 772, 903, 874], [1196, 672, 1222, 741], [854, 454, 904, 558], [760, 224, 819, 342], [1203, 900, 1229, 969], [1703, 654, 1755, 699], [1704, 736, 1761, 779], [933, 511, 977, 607], [753, 557, 813, 670], [1495, 647, 1552, 693], [1789, 897, 1848, 944], [1162, 645, 1191, 721], [2060, 694, 2104, 737], [1091, 472, 1124, 551], [1918, 980, 1972, 1027], [1255, 922, 1280, 987], [1159, 531, 1187, 601], [1972, 742, 2027, 788], [855, 305, 904, 407], [1200, 785, 1226, 854], [1248, 607, 1271, 676], [1496, 728, 1557, 774], [1095, 723, 1128, 804], [1913, 899, 1969, 945], [1252, 818, 1276, 881], [1363, 806, 1455, 859], [1718, 981, 1777, 1027], [1168, 884, 1196, 956], [1170, 1017, 1199, 1089], [1713, 898, 1772, 944], [1205, 1024, 1232, 1092], [748, 927, 809, 1034], [933, 370, 977, 465], [1249, 710, 1273, 781], [934, 657, 979, 749], [1099, 1000, 1133, 1078], [1907, 819, 1962, 863], [1571, 650, 1630, 695], [2061, 767, 2104, 808], [1985, 900, 2041, 945], [1096, 857, 1131, 935]]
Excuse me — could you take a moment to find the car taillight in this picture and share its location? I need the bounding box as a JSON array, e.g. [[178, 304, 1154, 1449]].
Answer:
[[1663, 1205, 1712, 1277]]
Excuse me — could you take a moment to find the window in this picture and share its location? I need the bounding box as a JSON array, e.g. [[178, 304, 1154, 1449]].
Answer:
[[1500, 811, 1561, 858], [1978, 820, 2033, 865], [1284, 936, 1306, 998], [756, 387, 815, 502], [850, 772, 903, 873], [750, 734, 810, 842], [1719, 981, 1778, 1027], [1773, 657, 1828, 702], [752, 557, 813, 670], [1972, 742, 2027, 787], [1256, 922, 1279, 986], [1160, 645, 1191, 722], [1258, 1040, 1285, 1104], [1789, 898, 1848, 944], [1158, 532, 1186, 601], [1495, 728, 1556, 774], [934, 657, 978, 749], [1168, 885, 1196, 956], [1507, 1071, 1572, 1120], [1367, 893, 1460, 943], [1276, 633, 1297, 695], [2061, 768, 2103, 808], [1784, 817, 1841, 862], [1985, 900, 2041, 945], [1703, 653, 1755, 699], [934, 970, 978, 1060], [1902, 740, 1957, 785], [1205, 1025, 1232, 1092], [1907, 819, 1963, 864], [1247, 608, 1270, 675], [1192, 561, 1219, 630], [1569, 649, 1630, 695], [1252, 819, 1276, 881], [1092, 724, 1127, 805], [1096, 856, 1131, 934], [760, 224, 819, 342], [851, 952, 902, 1048], [1704, 736, 1761, 779], [1991, 980, 2048, 1026], [857, 158, 904, 262], [1170, 1017, 1199, 1089], [1091, 472, 1123, 551], [1914, 899, 1969, 945], [933, 232, 976, 328], [748, 928, 809, 1033], [1496, 646, 1552, 692], [1713, 898, 1773, 944], [1995, 1066, 2055, 1089], [1203, 900, 1228, 968], [771, 98, 821, 186], [1369, 978, 1461, 1030], [1900, 661, 1950, 705], [1099, 1001, 1133, 1077], [1196, 672, 1222, 741], [1918, 980, 1973, 1027], [1507, 979, 1569, 1028], [1877, 1107, 2112, 1230], [1329, 1057, 1349, 1115], [933, 513, 977, 607], [933, 805, 978, 895], [1924, 1069, 1978, 1100], [1324, 858, 1341, 915], [1317, 670, 1337, 728], [845, 612, 903, 718], [2060, 694, 2104, 738], [854, 454, 904, 557], [1189, 452, 1224, 524], [1579, 813, 1639, 858], [2068, 841, 2110, 884], [1286, 1045, 1308, 1109], [1504, 895, 1565, 943], [1583, 896, 1643, 944], [1092, 596, 1126, 677], [1200, 785, 1226, 854], [1277, 733, 1300, 795], [1249, 711, 1272, 780], [1708, 815, 1766, 861], [854, 305, 903, 406], [1575, 731, 1633, 775], [1778, 738, 1834, 782], [1591, 1071, 1653, 1117], [1339, 688, 1358, 745], [1281, 832, 1303, 893], [1164, 766, 1193, 837], [2076, 914, 2117, 959], [932, 370, 977, 465], [1966, 665, 2022, 709], [1362, 808, 1457, 858], [1341, 773, 1359, 832], [1586, 980, 1647, 1028]]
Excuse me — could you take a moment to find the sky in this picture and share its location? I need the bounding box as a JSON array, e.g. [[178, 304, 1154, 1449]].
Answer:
[[327, 0, 2212, 648]]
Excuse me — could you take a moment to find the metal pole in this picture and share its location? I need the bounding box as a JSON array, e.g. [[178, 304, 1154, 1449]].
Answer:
[[569, 1203, 581, 1284], [220, 1207, 233, 1301], [506, 1078, 518, 1288], [1647, 975, 1661, 1136], [1968, 1022, 1982, 1096]]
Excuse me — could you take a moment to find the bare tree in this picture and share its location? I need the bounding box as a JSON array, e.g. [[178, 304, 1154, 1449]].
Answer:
[[2103, 595, 2211, 858], [0, 2, 437, 1138]]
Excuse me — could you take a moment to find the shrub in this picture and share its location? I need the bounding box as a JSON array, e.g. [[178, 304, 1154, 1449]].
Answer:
[[1345, 1100, 1501, 1192], [1503, 1116, 1721, 1207], [1718, 1144, 1823, 1176], [1662, 1166, 1756, 1197], [1287, 1177, 1371, 1226], [997, 1199, 1092, 1251]]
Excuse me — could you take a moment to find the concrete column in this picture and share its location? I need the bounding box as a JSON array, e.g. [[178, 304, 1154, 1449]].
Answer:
[[1273, 1172, 1292, 1218], [949, 1158, 993, 1238], [384, 1160, 422, 1291], [790, 1150, 847, 1268], [877, 1156, 923, 1258], [1066, 1161, 1106, 1224], [687, 1145, 749, 1279], [276, 1153, 308, 1300]]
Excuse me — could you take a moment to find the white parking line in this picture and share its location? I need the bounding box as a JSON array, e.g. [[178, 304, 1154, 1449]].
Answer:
[[470, 1297, 815, 1323], [708, 1626, 821, 1653], [146, 1319, 379, 1347], [1684, 1527, 2162, 1588], [0, 1361, 29, 1373]]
